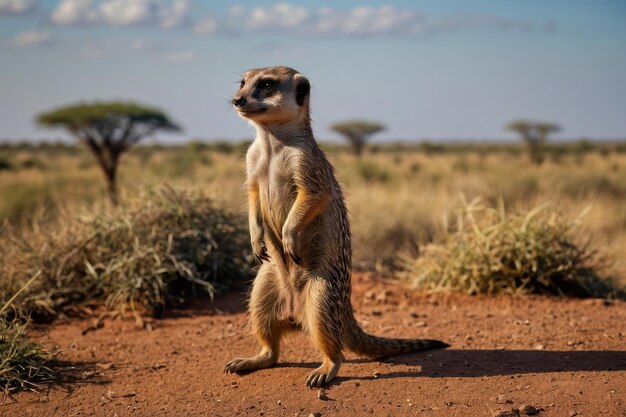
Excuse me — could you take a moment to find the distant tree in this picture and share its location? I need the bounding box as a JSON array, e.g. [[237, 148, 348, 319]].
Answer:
[[507, 120, 560, 165], [37, 102, 181, 205], [330, 120, 385, 157]]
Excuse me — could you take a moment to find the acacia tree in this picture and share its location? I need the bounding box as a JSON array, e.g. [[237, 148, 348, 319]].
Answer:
[[507, 120, 560, 165], [37, 102, 181, 204], [330, 120, 385, 157]]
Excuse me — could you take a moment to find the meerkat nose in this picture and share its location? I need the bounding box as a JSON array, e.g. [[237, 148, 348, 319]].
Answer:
[[232, 96, 246, 107]]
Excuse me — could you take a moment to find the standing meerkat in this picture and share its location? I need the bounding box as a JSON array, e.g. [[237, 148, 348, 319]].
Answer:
[[224, 66, 448, 387]]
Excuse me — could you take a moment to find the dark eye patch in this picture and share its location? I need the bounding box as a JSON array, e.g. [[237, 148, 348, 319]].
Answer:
[[257, 78, 277, 90], [240, 80, 245, 89]]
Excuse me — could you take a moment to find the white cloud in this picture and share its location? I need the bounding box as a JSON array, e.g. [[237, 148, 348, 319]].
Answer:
[[45, 2, 534, 38], [165, 50, 194, 62], [0, 0, 36, 15], [161, 0, 189, 29], [244, 3, 309, 31], [226, 4, 531, 37], [98, 0, 157, 26], [228, 4, 423, 36], [50, 0, 188, 28], [193, 15, 217, 34], [312, 5, 426, 36], [51, 0, 97, 25], [9, 30, 50, 47]]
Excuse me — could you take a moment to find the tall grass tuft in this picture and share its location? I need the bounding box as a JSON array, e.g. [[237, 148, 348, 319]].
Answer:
[[0, 187, 251, 319], [0, 318, 55, 395], [1, 276, 55, 395], [397, 197, 621, 298]]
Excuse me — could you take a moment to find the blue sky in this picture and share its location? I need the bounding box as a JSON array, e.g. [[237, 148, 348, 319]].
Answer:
[[1, 0, 625, 143]]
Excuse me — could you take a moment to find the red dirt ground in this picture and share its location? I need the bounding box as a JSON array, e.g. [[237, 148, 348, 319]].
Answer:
[[4, 274, 626, 417]]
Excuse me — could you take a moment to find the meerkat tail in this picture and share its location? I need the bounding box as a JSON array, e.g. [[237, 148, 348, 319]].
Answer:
[[344, 312, 449, 358]]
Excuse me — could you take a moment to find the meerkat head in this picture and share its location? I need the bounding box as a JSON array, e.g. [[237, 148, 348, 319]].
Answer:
[[232, 66, 310, 125]]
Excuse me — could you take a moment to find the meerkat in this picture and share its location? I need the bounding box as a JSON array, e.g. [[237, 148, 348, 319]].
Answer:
[[224, 66, 449, 387]]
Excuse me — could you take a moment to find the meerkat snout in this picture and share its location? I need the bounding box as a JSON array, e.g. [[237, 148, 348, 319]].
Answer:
[[232, 96, 246, 108]]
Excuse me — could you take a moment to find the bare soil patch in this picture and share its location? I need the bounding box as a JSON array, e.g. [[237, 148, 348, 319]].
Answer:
[[4, 274, 625, 416]]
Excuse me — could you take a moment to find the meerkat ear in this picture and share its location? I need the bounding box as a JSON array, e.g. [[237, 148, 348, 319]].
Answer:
[[295, 76, 310, 106]]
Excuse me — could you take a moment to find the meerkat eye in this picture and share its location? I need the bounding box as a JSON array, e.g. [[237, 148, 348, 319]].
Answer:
[[239, 80, 245, 89], [258, 79, 276, 90]]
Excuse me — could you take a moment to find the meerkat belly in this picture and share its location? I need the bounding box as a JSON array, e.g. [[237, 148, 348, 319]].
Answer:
[[259, 154, 297, 244]]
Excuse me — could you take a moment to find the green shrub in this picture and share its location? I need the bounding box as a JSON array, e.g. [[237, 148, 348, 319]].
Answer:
[[419, 141, 446, 154], [209, 141, 237, 154], [356, 160, 391, 183], [0, 156, 12, 171], [20, 158, 46, 170], [0, 187, 251, 319], [397, 198, 621, 298]]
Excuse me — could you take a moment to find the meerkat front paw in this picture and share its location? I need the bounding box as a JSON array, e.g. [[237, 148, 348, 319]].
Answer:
[[251, 239, 270, 263], [281, 226, 301, 265]]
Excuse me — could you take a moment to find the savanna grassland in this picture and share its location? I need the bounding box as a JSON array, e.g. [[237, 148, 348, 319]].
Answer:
[[2, 141, 625, 281], [1, 141, 625, 415]]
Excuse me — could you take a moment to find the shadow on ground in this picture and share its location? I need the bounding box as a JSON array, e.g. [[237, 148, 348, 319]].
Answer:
[[275, 349, 626, 386], [163, 290, 248, 318]]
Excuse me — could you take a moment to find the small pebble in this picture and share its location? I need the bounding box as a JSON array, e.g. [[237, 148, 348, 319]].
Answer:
[[317, 389, 328, 401], [495, 394, 513, 404], [518, 405, 539, 415]]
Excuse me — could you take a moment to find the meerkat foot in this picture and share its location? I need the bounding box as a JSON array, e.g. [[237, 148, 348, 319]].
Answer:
[[224, 352, 276, 374], [305, 359, 340, 388]]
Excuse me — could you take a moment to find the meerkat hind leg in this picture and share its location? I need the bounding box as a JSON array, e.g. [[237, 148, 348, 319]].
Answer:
[[224, 263, 287, 374], [304, 278, 343, 388]]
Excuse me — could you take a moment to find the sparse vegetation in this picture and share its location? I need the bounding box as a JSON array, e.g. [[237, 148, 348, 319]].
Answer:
[[0, 318, 55, 394], [330, 120, 385, 156], [355, 160, 391, 183], [0, 187, 251, 320], [398, 198, 620, 298], [1, 141, 625, 285], [36, 102, 181, 205], [1, 277, 56, 395], [507, 120, 561, 165]]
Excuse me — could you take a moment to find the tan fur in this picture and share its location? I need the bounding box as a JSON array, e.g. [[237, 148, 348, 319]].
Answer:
[[224, 66, 449, 387]]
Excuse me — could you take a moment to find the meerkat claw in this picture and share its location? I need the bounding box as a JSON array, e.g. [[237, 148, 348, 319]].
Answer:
[[255, 253, 268, 263]]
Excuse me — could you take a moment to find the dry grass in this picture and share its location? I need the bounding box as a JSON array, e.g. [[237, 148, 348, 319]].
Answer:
[[397, 197, 621, 298], [1, 142, 625, 287], [1, 277, 55, 395], [0, 318, 55, 395], [0, 186, 251, 320]]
